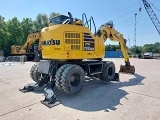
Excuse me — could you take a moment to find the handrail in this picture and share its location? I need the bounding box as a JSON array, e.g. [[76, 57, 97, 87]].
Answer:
[[90, 17, 96, 35], [82, 13, 89, 27], [82, 13, 97, 35]]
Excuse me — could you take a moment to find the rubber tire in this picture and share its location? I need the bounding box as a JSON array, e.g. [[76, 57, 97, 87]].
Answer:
[[97, 61, 115, 82], [55, 64, 70, 91], [30, 62, 40, 82], [56, 64, 85, 94]]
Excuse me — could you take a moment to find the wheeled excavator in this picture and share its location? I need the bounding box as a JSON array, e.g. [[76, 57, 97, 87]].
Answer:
[[20, 12, 135, 108], [11, 31, 42, 61]]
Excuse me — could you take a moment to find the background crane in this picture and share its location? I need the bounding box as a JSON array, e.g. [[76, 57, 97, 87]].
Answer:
[[142, 0, 160, 35]]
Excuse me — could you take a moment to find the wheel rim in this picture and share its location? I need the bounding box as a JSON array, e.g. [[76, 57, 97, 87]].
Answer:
[[108, 67, 113, 77], [70, 73, 80, 87]]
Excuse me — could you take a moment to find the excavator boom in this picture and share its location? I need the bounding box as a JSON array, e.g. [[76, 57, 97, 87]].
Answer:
[[11, 31, 42, 61], [21, 31, 41, 51], [97, 21, 135, 74]]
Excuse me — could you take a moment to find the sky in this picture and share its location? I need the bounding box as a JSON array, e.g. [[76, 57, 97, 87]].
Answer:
[[0, 0, 160, 47]]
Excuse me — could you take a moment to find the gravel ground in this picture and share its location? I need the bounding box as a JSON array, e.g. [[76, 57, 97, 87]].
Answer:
[[0, 58, 160, 120]]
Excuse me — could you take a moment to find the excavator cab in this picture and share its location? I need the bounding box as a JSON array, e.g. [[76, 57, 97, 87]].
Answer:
[[49, 15, 69, 25], [49, 13, 83, 26]]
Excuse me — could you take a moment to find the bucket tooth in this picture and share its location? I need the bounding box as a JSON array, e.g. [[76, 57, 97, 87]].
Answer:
[[119, 65, 135, 74]]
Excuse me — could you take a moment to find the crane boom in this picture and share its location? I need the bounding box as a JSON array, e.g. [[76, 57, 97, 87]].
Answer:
[[142, 0, 160, 35]]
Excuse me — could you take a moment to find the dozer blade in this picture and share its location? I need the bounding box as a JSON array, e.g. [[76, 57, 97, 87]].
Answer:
[[119, 65, 135, 74]]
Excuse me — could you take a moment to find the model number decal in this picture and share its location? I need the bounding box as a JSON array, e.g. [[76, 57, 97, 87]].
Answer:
[[84, 42, 94, 51]]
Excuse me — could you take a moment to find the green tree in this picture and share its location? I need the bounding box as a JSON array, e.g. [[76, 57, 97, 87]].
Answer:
[[0, 15, 10, 56], [6, 17, 23, 55], [20, 18, 34, 44], [49, 12, 60, 19], [137, 46, 142, 54], [105, 44, 120, 51], [33, 13, 49, 31], [153, 42, 160, 52], [131, 46, 142, 54], [0, 12, 61, 56], [142, 44, 154, 53], [127, 49, 133, 55]]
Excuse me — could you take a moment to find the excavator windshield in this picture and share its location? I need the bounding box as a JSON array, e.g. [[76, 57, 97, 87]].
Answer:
[[50, 15, 69, 25]]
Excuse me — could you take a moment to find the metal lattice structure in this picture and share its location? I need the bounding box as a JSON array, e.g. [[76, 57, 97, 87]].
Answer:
[[142, 0, 160, 35]]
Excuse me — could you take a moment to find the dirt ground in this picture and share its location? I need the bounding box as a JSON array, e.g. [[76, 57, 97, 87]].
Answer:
[[0, 58, 160, 120]]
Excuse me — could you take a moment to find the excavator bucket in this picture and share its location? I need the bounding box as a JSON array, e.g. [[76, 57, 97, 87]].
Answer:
[[119, 65, 135, 74]]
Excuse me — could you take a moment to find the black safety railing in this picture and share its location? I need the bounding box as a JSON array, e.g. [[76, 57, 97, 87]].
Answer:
[[82, 13, 96, 35]]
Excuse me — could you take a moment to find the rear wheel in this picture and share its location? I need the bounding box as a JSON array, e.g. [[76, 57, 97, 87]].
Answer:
[[30, 62, 40, 82], [55, 64, 70, 91], [56, 64, 85, 94], [96, 61, 115, 82]]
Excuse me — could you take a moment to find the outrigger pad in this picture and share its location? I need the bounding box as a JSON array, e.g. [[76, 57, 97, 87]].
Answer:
[[19, 84, 36, 93], [119, 65, 135, 74], [41, 99, 61, 108], [19, 87, 34, 93]]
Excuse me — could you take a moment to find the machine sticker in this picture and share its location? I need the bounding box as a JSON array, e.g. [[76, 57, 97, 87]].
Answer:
[[54, 48, 61, 50], [87, 52, 92, 55], [42, 39, 60, 45], [84, 42, 94, 51]]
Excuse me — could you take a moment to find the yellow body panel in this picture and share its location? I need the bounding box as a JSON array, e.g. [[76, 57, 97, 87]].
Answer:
[[41, 24, 105, 60], [11, 45, 26, 54]]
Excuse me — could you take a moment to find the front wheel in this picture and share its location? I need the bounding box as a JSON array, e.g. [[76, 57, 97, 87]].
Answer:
[[57, 64, 85, 94], [96, 61, 116, 82]]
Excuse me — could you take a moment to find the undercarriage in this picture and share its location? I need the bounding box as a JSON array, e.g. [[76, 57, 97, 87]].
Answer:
[[20, 59, 120, 108]]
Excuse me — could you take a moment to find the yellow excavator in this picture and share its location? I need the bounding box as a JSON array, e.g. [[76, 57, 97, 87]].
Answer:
[[20, 12, 135, 108], [11, 31, 42, 61]]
